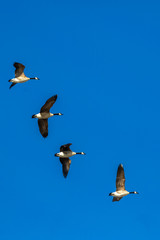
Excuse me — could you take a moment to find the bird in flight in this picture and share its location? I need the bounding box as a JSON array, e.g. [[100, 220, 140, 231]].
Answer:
[[32, 95, 63, 138], [55, 143, 86, 178], [8, 62, 39, 89], [109, 164, 139, 202]]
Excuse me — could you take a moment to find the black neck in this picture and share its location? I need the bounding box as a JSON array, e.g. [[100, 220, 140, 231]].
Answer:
[[30, 77, 36, 80], [129, 192, 135, 194], [76, 152, 82, 154]]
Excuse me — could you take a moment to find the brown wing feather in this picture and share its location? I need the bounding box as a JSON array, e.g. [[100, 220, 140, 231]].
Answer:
[[112, 197, 123, 202], [60, 143, 72, 152], [116, 164, 125, 191], [38, 119, 48, 138], [60, 158, 71, 178], [14, 62, 26, 78], [9, 83, 17, 89], [40, 95, 58, 113]]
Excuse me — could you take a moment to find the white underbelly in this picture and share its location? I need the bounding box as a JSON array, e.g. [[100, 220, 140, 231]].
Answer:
[[59, 152, 76, 158], [36, 113, 52, 119], [112, 191, 129, 197], [11, 77, 29, 83]]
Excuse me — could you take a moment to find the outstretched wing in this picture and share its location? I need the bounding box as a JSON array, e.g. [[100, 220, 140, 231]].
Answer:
[[60, 143, 72, 152], [9, 83, 17, 89], [112, 197, 123, 202], [116, 164, 125, 191], [14, 62, 25, 78], [40, 95, 57, 113], [38, 119, 48, 138], [60, 158, 71, 178]]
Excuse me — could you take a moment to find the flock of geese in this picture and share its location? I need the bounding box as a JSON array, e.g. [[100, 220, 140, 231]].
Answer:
[[8, 62, 139, 202]]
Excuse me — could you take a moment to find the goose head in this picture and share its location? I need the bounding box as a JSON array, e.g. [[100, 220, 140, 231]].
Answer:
[[130, 191, 139, 194], [30, 77, 39, 80], [81, 152, 86, 155], [76, 152, 86, 155], [53, 113, 63, 116]]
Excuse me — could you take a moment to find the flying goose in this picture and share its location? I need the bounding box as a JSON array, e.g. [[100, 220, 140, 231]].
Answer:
[[55, 143, 86, 178], [8, 62, 39, 89], [109, 164, 138, 202], [32, 95, 63, 138]]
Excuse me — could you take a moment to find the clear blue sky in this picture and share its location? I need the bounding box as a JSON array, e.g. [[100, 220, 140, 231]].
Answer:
[[0, 0, 160, 239]]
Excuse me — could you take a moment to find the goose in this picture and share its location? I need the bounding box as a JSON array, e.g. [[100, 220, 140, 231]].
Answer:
[[109, 164, 138, 202], [55, 143, 86, 178], [8, 62, 39, 89], [32, 95, 63, 138]]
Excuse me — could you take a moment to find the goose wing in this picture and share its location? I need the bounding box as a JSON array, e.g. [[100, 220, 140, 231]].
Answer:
[[38, 119, 48, 138], [112, 197, 123, 202], [116, 164, 125, 191], [60, 158, 71, 178], [40, 95, 58, 113], [14, 62, 26, 78], [9, 83, 17, 89], [60, 143, 72, 152]]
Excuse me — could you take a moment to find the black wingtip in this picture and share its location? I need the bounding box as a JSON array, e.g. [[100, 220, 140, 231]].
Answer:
[[9, 83, 16, 89], [119, 163, 123, 168], [54, 94, 58, 100], [42, 133, 48, 138], [63, 172, 68, 178], [13, 62, 20, 67], [13, 62, 18, 68]]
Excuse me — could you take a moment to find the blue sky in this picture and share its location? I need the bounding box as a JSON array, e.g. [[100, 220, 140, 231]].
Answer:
[[0, 0, 160, 239]]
